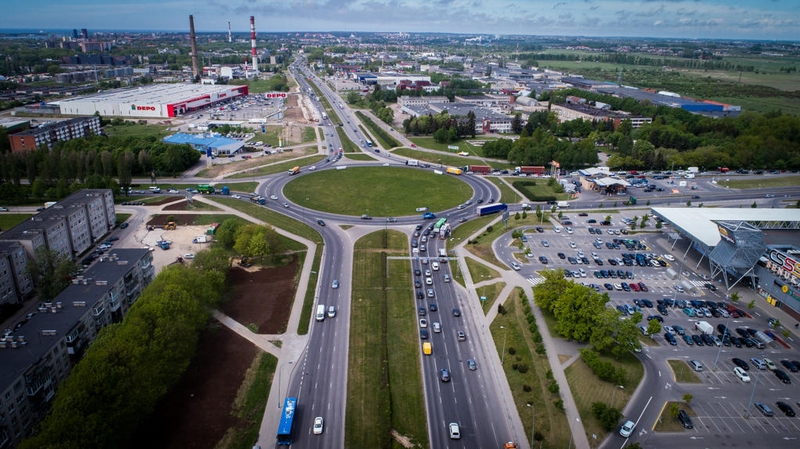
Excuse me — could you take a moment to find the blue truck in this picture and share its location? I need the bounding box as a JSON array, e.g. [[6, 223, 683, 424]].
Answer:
[[422, 212, 436, 219], [476, 203, 508, 216]]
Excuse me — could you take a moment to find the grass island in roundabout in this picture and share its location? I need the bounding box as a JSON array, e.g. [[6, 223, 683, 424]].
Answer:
[[282, 166, 473, 217]]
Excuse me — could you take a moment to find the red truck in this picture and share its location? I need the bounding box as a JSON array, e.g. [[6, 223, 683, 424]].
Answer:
[[515, 166, 546, 175], [466, 165, 492, 174], [718, 167, 730, 173]]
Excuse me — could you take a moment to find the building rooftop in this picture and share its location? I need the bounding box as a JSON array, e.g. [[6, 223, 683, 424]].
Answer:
[[0, 248, 149, 392], [13, 116, 97, 136], [651, 208, 800, 247], [55, 83, 243, 107], [163, 132, 241, 150]]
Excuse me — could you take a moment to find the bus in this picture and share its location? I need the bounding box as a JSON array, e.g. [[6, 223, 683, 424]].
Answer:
[[276, 397, 297, 445], [433, 218, 448, 234]]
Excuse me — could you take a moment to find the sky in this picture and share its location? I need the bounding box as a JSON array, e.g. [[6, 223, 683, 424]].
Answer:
[[4, 0, 799, 41]]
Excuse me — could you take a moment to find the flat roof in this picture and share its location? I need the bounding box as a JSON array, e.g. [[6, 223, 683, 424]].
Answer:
[[58, 83, 245, 107], [651, 207, 800, 247]]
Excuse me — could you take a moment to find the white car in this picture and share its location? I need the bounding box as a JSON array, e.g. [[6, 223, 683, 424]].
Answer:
[[183, 253, 195, 259], [569, 242, 577, 248], [619, 420, 635, 438], [449, 422, 461, 440], [426, 277, 433, 285], [663, 254, 675, 261], [270, 195, 279, 200], [510, 262, 521, 271], [313, 416, 324, 435], [231, 194, 241, 199], [734, 366, 751, 382]]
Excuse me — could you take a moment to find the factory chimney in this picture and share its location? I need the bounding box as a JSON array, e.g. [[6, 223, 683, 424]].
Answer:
[[228, 21, 232, 43], [250, 16, 258, 73], [189, 15, 200, 80]]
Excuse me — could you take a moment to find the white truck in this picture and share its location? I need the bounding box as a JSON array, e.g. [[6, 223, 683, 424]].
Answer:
[[193, 235, 210, 244], [406, 159, 419, 167], [556, 201, 569, 209], [695, 321, 714, 335]]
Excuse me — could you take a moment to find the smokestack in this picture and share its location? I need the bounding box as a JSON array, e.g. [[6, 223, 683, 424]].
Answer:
[[189, 15, 200, 80], [228, 21, 232, 43], [250, 16, 258, 73]]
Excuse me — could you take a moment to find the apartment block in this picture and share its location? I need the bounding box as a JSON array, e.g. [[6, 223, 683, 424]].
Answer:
[[8, 116, 101, 153], [0, 244, 32, 306], [0, 249, 154, 448]]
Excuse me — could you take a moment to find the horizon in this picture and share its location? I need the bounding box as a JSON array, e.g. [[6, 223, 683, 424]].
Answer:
[[4, 0, 800, 41]]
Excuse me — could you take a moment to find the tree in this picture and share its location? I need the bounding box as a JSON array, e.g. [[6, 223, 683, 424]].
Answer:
[[646, 318, 662, 336], [117, 150, 134, 193], [511, 113, 523, 134], [730, 292, 740, 303], [27, 247, 77, 301], [683, 393, 694, 404]]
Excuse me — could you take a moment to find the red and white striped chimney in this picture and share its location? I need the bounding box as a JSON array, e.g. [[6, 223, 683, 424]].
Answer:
[[250, 16, 258, 72]]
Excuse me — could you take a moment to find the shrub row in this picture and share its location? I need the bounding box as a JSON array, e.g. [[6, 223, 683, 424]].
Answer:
[[580, 349, 628, 385], [355, 111, 400, 148]]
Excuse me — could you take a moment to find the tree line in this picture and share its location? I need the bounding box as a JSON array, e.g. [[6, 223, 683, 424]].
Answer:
[[401, 110, 477, 142]]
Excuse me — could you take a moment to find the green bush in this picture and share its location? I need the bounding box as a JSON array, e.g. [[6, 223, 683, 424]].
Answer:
[[591, 402, 624, 432], [580, 349, 627, 385]]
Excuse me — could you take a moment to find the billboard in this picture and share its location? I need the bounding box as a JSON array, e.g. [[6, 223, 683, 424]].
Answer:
[[266, 92, 288, 99], [717, 224, 735, 244]]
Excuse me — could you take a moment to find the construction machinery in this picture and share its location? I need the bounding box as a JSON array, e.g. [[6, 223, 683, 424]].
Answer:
[[164, 221, 177, 230], [239, 256, 253, 268]]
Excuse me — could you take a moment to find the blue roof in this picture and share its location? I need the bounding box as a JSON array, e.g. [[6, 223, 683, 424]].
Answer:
[[163, 133, 241, 150]]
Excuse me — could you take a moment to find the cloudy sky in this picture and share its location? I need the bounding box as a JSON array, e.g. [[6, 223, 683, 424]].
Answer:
[[5, 0, 799, 40]]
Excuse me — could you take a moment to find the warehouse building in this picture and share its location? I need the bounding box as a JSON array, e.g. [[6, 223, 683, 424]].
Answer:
[[163, 133, 245, 156], [57, 83, 249, 119]]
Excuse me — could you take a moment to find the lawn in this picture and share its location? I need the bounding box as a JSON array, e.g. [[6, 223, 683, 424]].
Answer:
[[654, 402, 696, 432], [282, 166, 472, 217], [0, 213, 33, 230], [392, 147, 504, 169], [302, 126, 317, 143], [722, 176, 800, 189], [466, 257, 501, 282], [355, 111, 400, 149], [489, 177, 522, 204], [478, 281, 506, 315], [492, 290, 571, 448], [209, 198, 322, 245], [297, 249, 320, 336], [346, 230, 428, 449], [226, 155, 327, 179], [464, 213, 555, 268], [195, 148, 318, 178], [346, 153, 378, 161], [248, 125, 309, 147], [667, 359, 702, 383], [104, 123, 170, 139], [336, 127, 359, 153], [564, 352, 644, 447], [226, 352, 278, 449], [407, 136, 486, 154]]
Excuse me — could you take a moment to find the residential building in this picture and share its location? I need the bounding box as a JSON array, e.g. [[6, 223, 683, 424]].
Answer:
[[0, 243, 33, 306], [0, 249, 154, 448], [8, 116, 101, 153]]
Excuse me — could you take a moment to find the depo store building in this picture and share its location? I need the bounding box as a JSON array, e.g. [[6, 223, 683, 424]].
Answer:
[[652, 207, 800, 321], [57, 83, 248, 119]]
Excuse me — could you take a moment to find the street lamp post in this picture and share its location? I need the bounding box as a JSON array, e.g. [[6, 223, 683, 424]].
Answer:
[[610, 385, 624, 408], [526, 403, 535, 446], [500, 326, 508, 365], [713, 313, 732, 371], [745, 353, 764, 418]]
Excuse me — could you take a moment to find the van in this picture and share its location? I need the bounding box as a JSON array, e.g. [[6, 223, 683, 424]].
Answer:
[[422, 342, 432, 355], [316, 305, 325, 322], [689, 360, 703, 372]]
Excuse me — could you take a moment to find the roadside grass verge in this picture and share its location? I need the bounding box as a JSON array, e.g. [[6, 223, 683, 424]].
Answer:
[[464, 213, 554, 268], [346, 230, 427, 449], [667, 359, 702, 383], [336, 127, 360, 153], [195, 148, 318, 178], [226, 155, 327, 178], [724, 176, 800, 189], [346, 153, 377, 161], [489, 177, 521, 204], [302, 126, 317, 143], [281, 167, 471, 217], [565, 352, 644, 447], [390, 148, 483, 169], [115, 213, 131, 226], [297, 247, 322, 335], [492, 289, 571, 448], [207, 197, 322, 245], [447, 215, 495, 248], [479, 281, 506, 315], [654, 402, 695, 432], [0, 214, 33, 230], [223, 351, 278, 449], [406, 136, 507, 160], [466, 257, 501, 282], [355, 111, 400, 148], [512, 179, 571, 202]]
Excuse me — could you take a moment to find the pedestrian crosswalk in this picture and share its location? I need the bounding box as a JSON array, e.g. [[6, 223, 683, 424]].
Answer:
[[527, 276, 546, 286]]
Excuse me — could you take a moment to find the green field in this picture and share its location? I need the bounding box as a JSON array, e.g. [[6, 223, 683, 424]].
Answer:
[[345, 153, 377, 161], [0, 213, 33, 230], [346, 230, 428, 449], [490, 177, 522, 204], [667, 359, 702, 383], [393, 147, 514, 170], [103, 123, 170, 139], [209, 197, 323, 245], [466, 257, 500, 282], [723, 175, 800, 189], [226, 155, 327, 179], [282, 166, 472, 217]]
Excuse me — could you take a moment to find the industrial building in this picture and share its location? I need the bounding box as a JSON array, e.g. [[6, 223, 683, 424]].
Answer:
[[402, 101, 514, 134], [651, 207, 800, 321], [163, 133, 245, 156], [56, 83, 249, 119], [0, 248, 155, 449], [8, 116, 101, 153]]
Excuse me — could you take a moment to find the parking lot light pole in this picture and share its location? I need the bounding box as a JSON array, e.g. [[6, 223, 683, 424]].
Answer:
[[713, 313, 732, 371], [500, 326, 507, 365], [526, 403, 534, 446], [745, 355, 764, 418]]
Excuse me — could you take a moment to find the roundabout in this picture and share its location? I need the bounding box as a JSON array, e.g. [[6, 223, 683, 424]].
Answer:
[[282, 166, 476, 218]]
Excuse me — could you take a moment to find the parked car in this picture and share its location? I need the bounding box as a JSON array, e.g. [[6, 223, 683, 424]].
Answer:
[[734, 366, 751, 382], [755, 402, 774, 417], [677, 409, 694, 429], [776, 401, 796, 417]]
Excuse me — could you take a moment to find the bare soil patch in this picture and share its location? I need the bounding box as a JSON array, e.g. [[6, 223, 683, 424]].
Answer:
[[147, 213, 203, 226]]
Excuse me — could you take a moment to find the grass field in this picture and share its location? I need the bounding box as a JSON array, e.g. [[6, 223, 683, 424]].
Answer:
[[447, 215, 496, 249], [346, 230, 428, 449], [0, 213, 33, 230], [393, 147, 514, 171], [492, 290, 571, 448], [565, 353, 644, 447], [336, 127, 359, 153], [345, 153, 377, 161], [465, 212, 556, 268], [479, 281, 506, 314], [227, 352, 278, 449], [282, 166, 472, 217], [104, 123, 170, 140], [490, 177, 522, 204], [355, 111, 400, 149], [226, 155, 327, 179], [466, 257, 501, 282], [723, 176, 800, 189], [302, 126, 317, 143], [667, 359, 702, 383], [209, 197, 322, 245], [654, 402, 695, 432], [195, 149, 316, 178]]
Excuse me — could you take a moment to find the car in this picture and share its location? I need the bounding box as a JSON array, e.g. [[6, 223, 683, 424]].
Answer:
[[677, 409, 694, 429], [763, 358, 777, 371], [427, 289, 434, 298], [449, 422, 461, 439], [386, 217, 397, 223], [453, 308, 461, 317], [510, 262, 521, 271], [781, 360, 799, 373], [751, 358, 767, 370], [775, 369, 792, 384], [539, 256, 548, 264], [282, 202, 290, 208], [536, 227, 544, 233], [558, 252, 566, 259], [420, 328, 429, 339], [426, 277, 433, 285], [414, 280, 422, 289], [672, 325, 685, 335], [734, 366, 751, 382], [691, 335, 704, 346], [270, 195, 279, 200], [732, 358, 750, 370], [541, 240, 549, 247], [755, 402, 774, 417], [332, 279, 339, 289], [419, 318, 428, 328], [682, 335, 694, 345], [120, 222, 129, 229], [361, 214, 372, 220], [604, 283, 613, 290], [776, 401, 796, 417], [183, 253, 195, 259], [569, 241, 577, 248], [429, 303, 437, 312], [664, 332, 678, 346], [439, 368, 451, 382], [414, 269, 421, 276], [619, 420, 635, 438], [313, 416, 324, 434], [457, 331, 466, 341], [467, 359, 477, 371]]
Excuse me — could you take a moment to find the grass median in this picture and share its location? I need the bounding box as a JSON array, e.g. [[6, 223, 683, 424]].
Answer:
[[226, 155, 327, 179], [346, 230, 428, 449], [667, 359, 702, 383]]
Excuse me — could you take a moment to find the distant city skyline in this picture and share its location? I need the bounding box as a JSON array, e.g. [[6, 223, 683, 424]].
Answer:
[[4, 0, 799, 41]]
